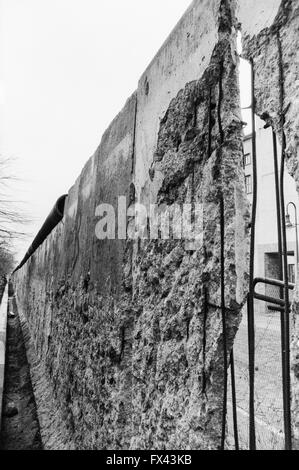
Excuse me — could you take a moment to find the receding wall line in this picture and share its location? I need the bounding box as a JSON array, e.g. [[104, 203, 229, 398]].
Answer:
[[10, 0, 256, 450]]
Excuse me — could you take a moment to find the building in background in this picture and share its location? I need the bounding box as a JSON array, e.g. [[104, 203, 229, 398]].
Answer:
[[244, 116, 299, 313]]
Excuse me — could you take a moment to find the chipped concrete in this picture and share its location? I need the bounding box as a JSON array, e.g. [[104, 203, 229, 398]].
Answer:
[[13, 0, 249, 450], [13, 0, 299, 450], [237, 0, 282, 37]]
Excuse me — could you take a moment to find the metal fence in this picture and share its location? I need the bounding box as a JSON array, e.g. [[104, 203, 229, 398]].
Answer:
[[223, 47, 293, 450], [227, 304, 291, 449]]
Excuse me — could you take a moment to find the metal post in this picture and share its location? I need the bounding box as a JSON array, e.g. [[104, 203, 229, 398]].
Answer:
[[280, 136, 292, 451], [230, 350, 239, 451], [286, 202, 299, 282], [277, 30, 292, 450], [247, 57, 257, 450], [272, 130, 289, 443]]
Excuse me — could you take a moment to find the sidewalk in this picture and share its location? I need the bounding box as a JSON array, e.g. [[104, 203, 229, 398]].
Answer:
[[227, 309, 285, 449]]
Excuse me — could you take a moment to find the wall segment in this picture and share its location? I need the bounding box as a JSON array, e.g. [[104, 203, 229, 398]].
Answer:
[[13, 0, 249, 449], [12, 0, 299, 449]]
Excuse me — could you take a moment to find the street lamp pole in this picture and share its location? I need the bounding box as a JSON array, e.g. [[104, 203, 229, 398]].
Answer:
[[286, 201, 299, 282]]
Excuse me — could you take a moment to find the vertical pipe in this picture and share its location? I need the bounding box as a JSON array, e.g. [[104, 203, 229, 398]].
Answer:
[[277, 31, 292, 450], [230, 349, 239, 450], [280, 133, 292, 450], [220, 196, 228, 450], [273, 131, 283, 277], [247, 57, 257, 450], [273, 130, 289, 444]]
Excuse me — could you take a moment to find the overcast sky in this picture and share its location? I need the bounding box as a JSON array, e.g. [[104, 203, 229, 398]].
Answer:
[[0, 0, 251, 262], [0, 0, 193, 260]]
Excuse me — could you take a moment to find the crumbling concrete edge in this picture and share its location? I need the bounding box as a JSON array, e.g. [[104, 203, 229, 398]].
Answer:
[[0, 284, 8, 432], [17, 306, 74, 450]]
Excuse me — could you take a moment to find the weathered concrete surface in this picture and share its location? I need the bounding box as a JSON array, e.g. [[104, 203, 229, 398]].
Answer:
[[135, 0, 222, 202], [129, 2, 250, 446], [237, 0, 299, 448], [17, 302, 72, 449], [14, 93, 137, 449], [9, 0, 269, 450]]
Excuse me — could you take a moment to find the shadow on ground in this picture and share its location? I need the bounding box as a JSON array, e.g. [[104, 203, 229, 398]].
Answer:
[[0, 299, 42, 450]]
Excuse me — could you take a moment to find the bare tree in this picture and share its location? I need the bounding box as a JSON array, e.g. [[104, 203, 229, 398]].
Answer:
[[0, 155, 30, 275], [0, 241, 15, 276]]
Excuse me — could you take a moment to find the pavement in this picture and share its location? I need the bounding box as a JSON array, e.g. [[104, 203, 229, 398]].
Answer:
[[227, 308, 286, 450]]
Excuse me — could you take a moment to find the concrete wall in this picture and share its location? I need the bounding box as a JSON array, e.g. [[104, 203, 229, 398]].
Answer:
[[12, 0, 299, 450], [13, 93, 137, 449]]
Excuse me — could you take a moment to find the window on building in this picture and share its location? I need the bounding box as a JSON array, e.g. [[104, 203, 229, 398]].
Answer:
[[245, 175, 252, 194], [244, 153, 251, 167], [288, 264, 295, 284]]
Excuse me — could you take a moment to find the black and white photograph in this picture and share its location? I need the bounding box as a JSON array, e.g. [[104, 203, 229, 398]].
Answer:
[[0, 0, 298, 456]]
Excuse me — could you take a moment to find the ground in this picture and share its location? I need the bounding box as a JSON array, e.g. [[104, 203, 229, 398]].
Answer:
[[227, 307, 286, 449], [0, 299, 42, 450]]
